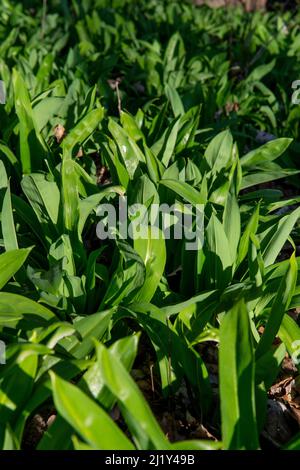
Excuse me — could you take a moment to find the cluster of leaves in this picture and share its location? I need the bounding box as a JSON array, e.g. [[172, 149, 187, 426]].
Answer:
[[0, 0, 300, 450]]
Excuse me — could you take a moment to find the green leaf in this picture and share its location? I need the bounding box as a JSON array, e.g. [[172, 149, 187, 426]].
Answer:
[[12, 68, 46, 173], [0, 248, 31, 290], [256, 254, 297, 359], [0, 143, 20, 177], [50, 372, 135, 450], [98, 343, 170, 450], [241, 168, 299, 190], [78, 186, 125, 237], [100, 139, 130, 188], [205, 214, 233, 289], [0, 293, 57, 326], [165, 83, 185, 117], [255, 343, 286, 432], [133, 227, 166, 303], [61, 158, 79, 234], [1, 425, 19, 450], [108, 118, 145, 178], [21, 173, 61, 242], [0, 354, 38, 424], [236, 204, 260, 267], [279, 314, 300, 372], [0, 160, 8, 190], [246, 59, 275, 82], [160, 179, 205, 205], [62, 107, 104, 153], [261, 207, 300, 267], [284, 433, 300, 450], [1, 183, 18, 251], [248, 234, 264, 288], [158, 117, 180, 167], [33, 97, 64, 132], [102, 241, 145, 308], [204, 130, 233, 173], [219, 300, 259, 450], [58, 309, 113, 359], [119, 304, 212, 411], [12, 194, 47, 249], [171, 440, 222, 450], [223, 185, 240, 263], [81, 334, 140, 410], [241, 138, 292, 168], [120, 111, 144, 142]]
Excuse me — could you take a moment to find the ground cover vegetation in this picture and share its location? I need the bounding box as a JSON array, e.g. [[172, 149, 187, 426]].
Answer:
[[0, 0, 300, 450]]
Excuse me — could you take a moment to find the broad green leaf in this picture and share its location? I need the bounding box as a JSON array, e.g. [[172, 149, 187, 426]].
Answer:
[[120, 111, 144, 142], [81, 334, 140, 409], [50, 372, 134, 450], [0, 162, 7, 189], [248, 234, 264, 288], [100, 139, 130, 188], [0, 292, 57, 326], [261, 207, 300, 267], [223, 186, 240, 263], [256, 254, 297, 359], [158, 117, 180, 167], [219, 300, 259, 450], [255, 343, 286, 432], [134, 227, 166, 303], [78, 186, 125, 237], [108, 118, 145, 178], [62, 107, 104, 153], [16, 359, 91, 446], [58, 309, 113, 359], [236, 204, 260, 267], [205, 214, 233, 289], [165, 83, 185, 117], [72, 436, 94, 450], [172, 440, 222, 450], [33, 97, 64, 131], [102, 241, 145, 308], [279, 314, 300, 372], [241, 168, 299, 190], [21, 173, 60, 242], [284, 433, 300, 450], [0, 354, 38, 424], [1, 184, 18, 251], [160, 179, 205, 205], [204, 130, 233, 173], [246, 59, 275, 82], [38, 414, 73, 450], [119, 304, 212, 411], [12, 194, 47, 249], [0, 248, 31, 290], [61, 158, 79, 233], [98, 343, 170, 450], [12, 68, 46, 173], [0, 143, 20, 177], [1, 425, 19, 450], [241, 138, 292, 168]]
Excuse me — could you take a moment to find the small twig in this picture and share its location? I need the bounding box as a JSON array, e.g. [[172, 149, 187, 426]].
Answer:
[[115, 82, 122, 116], [107, 78, 123, 116], [150, 363, 155, 399]]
